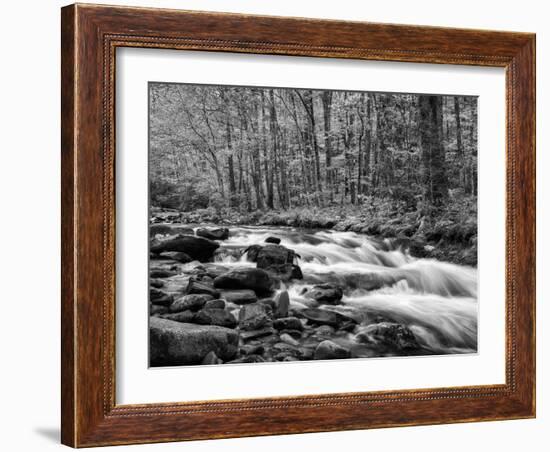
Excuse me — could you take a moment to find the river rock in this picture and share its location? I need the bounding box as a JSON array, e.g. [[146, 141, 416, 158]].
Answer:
[[315, 325, 336, 336], [305, 284, 343, 304], [172, 226, 194, 236], [150, 268, 177, 278], [194, 308, 238, 328], [301, 308, 341, 327], [159, 310, 195, 323], [186, 279, 220, 298], [240, 344, 265, 356], [170, 294, 213, 312], [265, 236, 281, 244], [238, 303, 272, 331], [273, 316, 303, 331], [150, 304, 170, 316], [273, 291, 290, 318], [150, 279, 164, 288], [204, 299, 226, 310], [256, 244, 297, 268], [150, 235, 220, 262], [202, 263, 231, 279], [149, 317, 239, 365], [214, 268, 274, 296], [279, 333, 300, 347], [219, 289, 258, 305], [265, 263, 303, 282], [149, 224, 173, 237], [160, 251, 193, 263], [202, 351, 223, 365], [196, 227, 230, 241], [150, 288, 173, 306], [357, 322, 420, 351], [314, 340, 350, 360], [240, 326, 276, 341]]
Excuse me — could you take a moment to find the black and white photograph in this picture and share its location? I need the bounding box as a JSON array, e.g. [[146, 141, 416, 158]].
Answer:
[[148, 82, 478, 367]]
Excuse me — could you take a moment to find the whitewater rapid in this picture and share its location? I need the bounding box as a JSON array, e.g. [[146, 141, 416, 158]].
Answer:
[[210, 226, 478, 355]]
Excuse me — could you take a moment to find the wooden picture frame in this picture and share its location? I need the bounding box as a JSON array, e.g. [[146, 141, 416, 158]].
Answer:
[[61, 3, 536, 447]]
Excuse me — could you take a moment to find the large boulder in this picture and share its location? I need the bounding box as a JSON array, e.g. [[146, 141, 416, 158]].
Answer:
[[214, 268, 274, 296], [256, 244, 297, 268], [314, 340, 350, 360], [265, 263, 303, 282], [196, 227, 230, 241], [238, 303, 272, 331], [265, 236, 281, 244], [149, 317, 238, 366], [304, 284, 343, 304], [150, 235, 220, 262]]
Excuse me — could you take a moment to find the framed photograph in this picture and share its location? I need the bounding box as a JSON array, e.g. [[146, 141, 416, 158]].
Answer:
[[61, 4, 535, 447]]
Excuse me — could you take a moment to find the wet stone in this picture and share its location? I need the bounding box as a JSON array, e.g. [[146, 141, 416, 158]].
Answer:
[[273, 316, 303, 331], [150, 269, 177, 279], [202, 351, 223, 365], [273, 291, 290, 318], [219, 289, 258, 305], [314, 340, 350, 360], [160, 310, 195, 323], [194, 308, 238, 329], [238, 303, 272, 331], [170, 294, 213, 312], [240, 326, 276, 341], [279, 333, 300, 347], [203, 299, 226, 310], [304, 284, 343, 305]]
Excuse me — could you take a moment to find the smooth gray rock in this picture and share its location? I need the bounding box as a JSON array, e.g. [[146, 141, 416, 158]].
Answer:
[[150, 317, 238, 366], [219, 289, 258, 305], [273, 291, 290, 318], [186, 279, 220, 298], [202, 351, 223, 365], [301, 308, 341, 327], [150, 235, 219, 262], [160, 251, 193, 263], [314, 340, 350, 360], [196, 227, 229, 241], [214, 268, 273, 296]]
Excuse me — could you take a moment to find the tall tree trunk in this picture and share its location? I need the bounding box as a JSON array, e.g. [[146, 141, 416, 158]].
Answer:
[[321, 91, 333, 200], [419, 95, 448, 207]]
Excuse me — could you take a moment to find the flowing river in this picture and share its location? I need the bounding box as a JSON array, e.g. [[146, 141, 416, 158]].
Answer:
[[211, 226, 478, 356]]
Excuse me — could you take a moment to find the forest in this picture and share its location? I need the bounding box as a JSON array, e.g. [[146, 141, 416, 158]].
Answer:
[[149, 83, 478, 265]]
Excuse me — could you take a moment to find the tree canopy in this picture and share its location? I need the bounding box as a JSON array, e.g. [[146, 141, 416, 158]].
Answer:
[[149, 83, 477, 216]]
